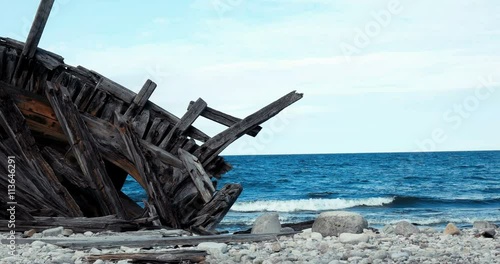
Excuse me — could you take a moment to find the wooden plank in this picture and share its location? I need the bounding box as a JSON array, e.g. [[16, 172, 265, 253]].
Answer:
[[145, 117, 162, 143], [4, 48, 18, 83], [86, 89, 108, 116], [20, 0, 55, 59], [124, 79, 157, 118], [178, 149, 215, 203], [10, 232, 296, 249], [13, 0, 55, 84], [131, 109, 150, 139], [0, 46, 6, 81], [159, 98, 207, 150], [188, 101, 262, 137], [0, 84, 83, 217], [148, 102, 210, 143], [73, 83, 94, 111], [95, 77, 135, 103], [196, 91, 303, 165], [45, 81, 125, 218], [0, 215, 152, 233], [190, 183, 242, 230], [101, 97, 123, 122], [86, 250, 206, 263], [115, 113, 180, 228]]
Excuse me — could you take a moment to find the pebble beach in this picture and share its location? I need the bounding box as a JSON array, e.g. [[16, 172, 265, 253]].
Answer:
[[0, 219, 498, 264]]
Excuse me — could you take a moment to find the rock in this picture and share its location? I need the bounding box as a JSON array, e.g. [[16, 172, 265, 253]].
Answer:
[[62, 229, 73, 236], [381, 224, 395, 234], [481, 229, 496, 238], [272, 242, 281, 252], [93, 260, 104, 264], [421, 227, 437, 234], [394, 221, 419, 236], [42, 226, 64, 237], [310, 232, 323, 241], [84, 231, 94, 236], [198, 242, 228, 255], [443, 223, 460, 235], [391, 251, 410, 260], [31, 240, 46, 247], [473, 221, 497, 230], [312, 211, 368, 237], [281, 227, 295, 233], [251, 213, 281, 234], [24, 229, 37, 237], [338, 233, 369, 244], [373, 250, 388, 259]]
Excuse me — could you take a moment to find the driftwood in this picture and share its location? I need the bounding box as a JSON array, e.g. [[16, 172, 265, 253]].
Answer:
[[9, 231, 296, 249], [0, 0, 303, 234], [86, 250, 207, 264]]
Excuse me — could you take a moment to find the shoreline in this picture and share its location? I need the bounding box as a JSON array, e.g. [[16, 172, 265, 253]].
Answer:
[[0, 220, 498, 263]]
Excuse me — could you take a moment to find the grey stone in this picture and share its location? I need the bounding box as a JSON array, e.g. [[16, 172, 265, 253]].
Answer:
[[280, 227, 295, 233], [381, 224, 395, 234], [62, 229, 73, 236], [394, 221, 419, 236], [42, 226, 64, 237], [251, 213, 281, 234], [481, 229, 496, 238], [338, 233, 369, 244], [473, 221, 497, 230], [312, 211, 368, 237]]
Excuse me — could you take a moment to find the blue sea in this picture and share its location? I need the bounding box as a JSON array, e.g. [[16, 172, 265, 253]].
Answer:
[[123, 151, 500, 232]]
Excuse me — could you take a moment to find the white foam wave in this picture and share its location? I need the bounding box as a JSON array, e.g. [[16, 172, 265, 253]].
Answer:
[[231, 197, 394, 212]]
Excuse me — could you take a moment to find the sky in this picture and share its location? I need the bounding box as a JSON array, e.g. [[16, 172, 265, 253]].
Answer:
[[1, 0, 500, 155]]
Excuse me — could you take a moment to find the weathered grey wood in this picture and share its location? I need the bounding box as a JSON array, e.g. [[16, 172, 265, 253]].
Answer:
[[20, 0, 55, 59], [86, 250, 206, 263], [12, 0, 55, 84], [196, 91, 303, 165], [159, 98, 207, 150], [86, 90, 108, 116], [145, 117, 162, 143], [148, 102, 210, 143], [188, 101, 262, 137], [124, 79, 157, 118], [10, 231, 296, 249], [0, 83, 82, 217], [0, 215, 151, 233], [74, 83, 94, 111], [41, 147, 89, 189], [95, 77, 135, 104], [0, 46, 6, 81], [190, 183, 242, 230], [131, 109, 150, 139], [101, 97, 123, 122], [4, 48, 18, 83], [178, 149, 215, 203], [115, 113, 180, 228], [45, 81, 125, 218]]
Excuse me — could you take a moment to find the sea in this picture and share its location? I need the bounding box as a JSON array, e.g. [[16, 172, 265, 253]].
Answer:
[[122, 151, 500, 232]]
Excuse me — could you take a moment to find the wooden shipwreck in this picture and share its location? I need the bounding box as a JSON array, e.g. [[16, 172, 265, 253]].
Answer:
[[0, 0, 302, 233]]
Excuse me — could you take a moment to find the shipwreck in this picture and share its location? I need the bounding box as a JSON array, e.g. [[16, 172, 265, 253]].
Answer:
[[0, 0, 302, 234]]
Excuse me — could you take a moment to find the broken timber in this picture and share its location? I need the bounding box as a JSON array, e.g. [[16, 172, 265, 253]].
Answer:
[[0, 0, 303, 233]]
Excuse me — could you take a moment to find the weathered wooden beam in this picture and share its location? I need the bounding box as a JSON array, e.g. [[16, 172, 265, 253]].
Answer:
[[178, 149, 215, 204], [13, 0, 55, 84], [20, 0, 55, 59], [159, 98, 207, 150], [45, 81, 125, 218], [196, 91, 303, 165], [188, 101, 262, 137], [95, 77, 135, 104], [124, 79, 157, 118], [115, 113, 180, 228], [0, 83, 82, 217], [86, 250, 207, 263], [0, 215, 150, 233], [190, 183, 242, 230], [10, 231, 296, 249]]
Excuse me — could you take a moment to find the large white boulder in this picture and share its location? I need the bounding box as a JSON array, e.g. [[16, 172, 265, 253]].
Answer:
[[251, 213, 281, 234], [312, 211, 368, 237]]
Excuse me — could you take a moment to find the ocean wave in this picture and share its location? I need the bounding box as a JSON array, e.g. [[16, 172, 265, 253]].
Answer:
[[231, 197, 394, 212]]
